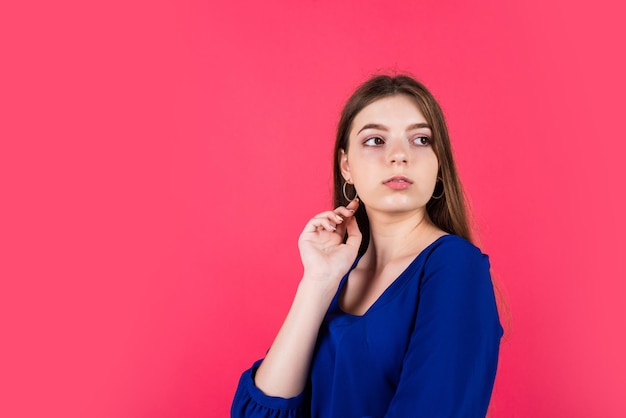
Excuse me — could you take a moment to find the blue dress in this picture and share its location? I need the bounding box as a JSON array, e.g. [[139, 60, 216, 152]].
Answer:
[[232, 235, 503, 418]]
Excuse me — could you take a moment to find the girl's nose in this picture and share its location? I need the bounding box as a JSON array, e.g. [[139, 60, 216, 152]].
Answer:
[[388, 142, 408, 164]]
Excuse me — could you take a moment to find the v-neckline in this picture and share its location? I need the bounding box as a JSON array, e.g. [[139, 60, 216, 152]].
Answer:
[[334, 235, 450, 318]]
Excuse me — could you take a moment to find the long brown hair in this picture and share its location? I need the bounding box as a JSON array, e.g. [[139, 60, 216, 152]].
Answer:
[[333, 74, 472, 255]]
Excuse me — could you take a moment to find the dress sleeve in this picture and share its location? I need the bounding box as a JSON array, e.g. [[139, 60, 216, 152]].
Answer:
[[231, 359, 307, 418], [385, 239, 503, 418]]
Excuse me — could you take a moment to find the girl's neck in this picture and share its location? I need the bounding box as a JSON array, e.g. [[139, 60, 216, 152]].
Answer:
[[361, 209, 444, 271]]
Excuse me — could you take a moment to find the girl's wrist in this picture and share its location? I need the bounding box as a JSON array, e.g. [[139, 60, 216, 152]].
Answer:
[[296, 275, 340, 310]]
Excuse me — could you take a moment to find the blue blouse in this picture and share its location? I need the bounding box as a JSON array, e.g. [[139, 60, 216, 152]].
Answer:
[[232, 235, 503, 418]]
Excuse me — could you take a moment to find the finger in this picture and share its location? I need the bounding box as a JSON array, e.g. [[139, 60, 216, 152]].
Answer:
[[333, 200, 360, 236], [334, 199, 360, 218], [346, 198, 360, 212], [333, 206, 354, 218], [313, 211, 345, 225], [303, 217, 337, 233], [344, 216, 362, 249]]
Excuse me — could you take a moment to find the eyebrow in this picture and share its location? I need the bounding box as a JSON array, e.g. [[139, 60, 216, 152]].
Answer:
[[356, 122, 431, 134]]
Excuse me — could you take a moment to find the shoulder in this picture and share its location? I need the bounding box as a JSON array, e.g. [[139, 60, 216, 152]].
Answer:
[[421, 235, 491, 287], [426, 234, 483, 254], [424, 234, 487, 264]]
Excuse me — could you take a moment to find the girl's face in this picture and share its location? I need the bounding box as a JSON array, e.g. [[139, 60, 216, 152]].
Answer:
[[340, 94, 439, 217]]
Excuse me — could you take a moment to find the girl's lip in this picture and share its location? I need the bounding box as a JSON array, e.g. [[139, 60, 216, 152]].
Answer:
[[383, 175, 413, 184]]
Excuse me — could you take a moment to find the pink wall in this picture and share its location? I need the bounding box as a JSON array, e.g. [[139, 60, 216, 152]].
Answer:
[[2, 0, 625, 417]]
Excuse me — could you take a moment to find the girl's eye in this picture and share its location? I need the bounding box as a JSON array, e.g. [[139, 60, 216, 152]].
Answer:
[[414, 136, 431, 146], [363, 136, 385, 146]]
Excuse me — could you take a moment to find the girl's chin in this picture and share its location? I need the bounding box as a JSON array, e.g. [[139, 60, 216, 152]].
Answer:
[[364, 199, 430, 214]]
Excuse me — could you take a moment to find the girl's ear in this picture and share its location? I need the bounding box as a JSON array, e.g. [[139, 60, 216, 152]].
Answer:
[[339, 149, 351, 182]]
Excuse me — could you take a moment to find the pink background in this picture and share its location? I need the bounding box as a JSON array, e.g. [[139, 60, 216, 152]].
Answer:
[[2, 0, 625, 417]]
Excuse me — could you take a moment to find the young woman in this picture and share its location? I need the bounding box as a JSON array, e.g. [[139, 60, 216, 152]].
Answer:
[[231, 75, 503, 417]]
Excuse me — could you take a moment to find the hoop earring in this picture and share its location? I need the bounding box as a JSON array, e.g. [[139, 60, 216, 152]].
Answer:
[[343, 182, 358, 202], [431, 176, 444, 200]]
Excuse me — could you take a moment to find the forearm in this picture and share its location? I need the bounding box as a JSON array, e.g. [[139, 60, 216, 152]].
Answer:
[[254, 276, 337, 398]]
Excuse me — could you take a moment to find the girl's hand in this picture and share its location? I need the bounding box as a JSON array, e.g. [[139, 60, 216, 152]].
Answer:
[[297, 199, 362, 289]]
